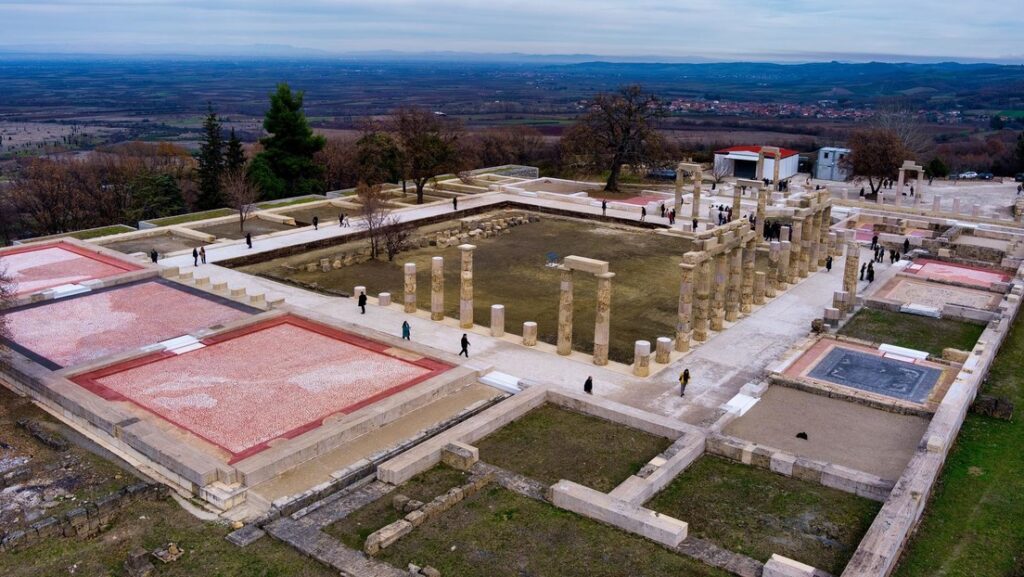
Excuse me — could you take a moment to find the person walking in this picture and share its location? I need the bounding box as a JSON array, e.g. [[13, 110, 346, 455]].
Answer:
[[693, 218, 699, 232], [867, 262, 875, 283], [453, 197, 458, 211], [640, 207, 646, 222], [871, 235, 878, 251], [903, 238, 910, 254], [459, 333, 470, 357], [679, 369, 690, 397], [245, 232, 252, 249], [584, 376, 593, 395], [358, 291, 367, 314], [313, 216, 319, 230], [601, 200, 607, 215], [660, 203, 666, 218], [192, 247, 199, 266], [199, 246, 206, 264], [825, 255, 833, 272], [339, 212, 346, 227], [149, 249, 158, 263], [401, 320, 411, 340], [668, 209, 675, 225], [860, 263, 866, 281]]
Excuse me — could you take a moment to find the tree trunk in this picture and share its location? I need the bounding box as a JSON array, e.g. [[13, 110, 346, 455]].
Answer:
[[415, 180, 426, 204], [605, 163, 622, 192]]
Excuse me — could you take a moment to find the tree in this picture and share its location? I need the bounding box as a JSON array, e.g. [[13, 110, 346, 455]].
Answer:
[[356, 131, 403, 187], [196, 106, 225, 210], [843, 129, 910, 196], [315, 136, 358, 191], [225, 129, 246, 175], [475, 126, 544, 167], [381, 215, 413, 261], [391, 107, 464, 204], [925, 157, 949, 178], [1015, 131, 1024, 172], [250, 83, 326, 199], [357, 183, 390, 259], [562, 85, 665, 192], [222, 168, 259, 233]]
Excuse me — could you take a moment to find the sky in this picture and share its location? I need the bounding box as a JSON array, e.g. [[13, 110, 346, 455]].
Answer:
[[0, 0, 1021, 62]]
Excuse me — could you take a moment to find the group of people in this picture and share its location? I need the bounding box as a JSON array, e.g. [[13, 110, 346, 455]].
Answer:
[[761, 219, 786, 242], [658, 203, 678, 224], [715, 205, 733, 225], [584, 368, 691, 397]]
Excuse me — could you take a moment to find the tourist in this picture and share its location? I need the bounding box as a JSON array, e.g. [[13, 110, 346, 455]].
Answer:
[[910, 186, 915, 196], [826, 255, 833, 272], [640, 207, 646, 222], [339, 212, 346, 227], [459, 333, 470, 357], [453, 197, 458, 211], [601, 200, 607, 215], [860, 187, 865, 197], [867, 263, 875, 283], [245, 232, 252, 249], [660, 203, 666, 218], [871, 235, 878, 250], [669, 209, 676, 225], [199, 246, 206, 264], [679, 369, 690, 397], [313, 216, 319, 230], [903, 238, 910, 254], [149, 249, 158, 263], [860, 263, 866, 281], [401, 320, 411, 340], [584, 376, 593, 395], [358, 291, 367, 314], [192, 247, 199, 266], [693, 218, 698, 232]]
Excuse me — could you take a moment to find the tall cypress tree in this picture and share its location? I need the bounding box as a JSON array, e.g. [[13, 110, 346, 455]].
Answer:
[[196, 106, 225, 209], [225, 128, 246, 176]]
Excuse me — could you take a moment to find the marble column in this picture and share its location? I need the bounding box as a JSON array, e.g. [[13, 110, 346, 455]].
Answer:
[[711, 251, 728, 330], [741, 238, 756, 313], [932, 196, 941, 213], [490, 304, 505, 337], [593, 272, 614, 366], [753, 271, 767, 305], [430, 256, 444, 320], [756, 151, 766, 180], [557, 267, 574, 356], [633, 340, 651, 377], [780, 239, 793, 287], [790, 218, 805, 281], [805, 212, 819, 274], [693, 258, 711, 342], [772, 152, 781, 184], [895, 168, 905, 206], [522, 321, 538, 346], [459, 244, 475, 329], [655, 337, 672, 364], [842, 241, 859, 312], [731, 187, 741, 221], [676, 262, 695, 352], [725, 248, 742, 322], [952, 197, 961, 213], [755, 188, 767, 241], [691, 172, 703, 222], [674, 169, 684, 218], [403, 262, 417, 314], [767, 240, 781, 297]]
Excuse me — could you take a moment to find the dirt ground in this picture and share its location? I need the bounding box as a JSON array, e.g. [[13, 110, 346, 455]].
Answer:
[[244, 213, 696, 363], [723, 386, 929, 480], [192, 218, 296, 240], [106, 234, 204, 256]]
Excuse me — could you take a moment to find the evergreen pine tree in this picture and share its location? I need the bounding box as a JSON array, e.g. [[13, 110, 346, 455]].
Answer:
[[225, 128, 246, 176], [250, 84, 326, 199], [196, 106, 225, 210]]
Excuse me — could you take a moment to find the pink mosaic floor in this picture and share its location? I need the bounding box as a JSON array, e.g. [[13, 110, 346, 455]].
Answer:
[[5, 281, 252, 368], [904, 258, 1011, 289], [873, 277, 1000, 311], [1, 244, 138, 296], [73, 317, 450, 461]]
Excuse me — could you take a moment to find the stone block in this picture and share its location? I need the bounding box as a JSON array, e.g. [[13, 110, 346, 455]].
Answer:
[[633, 340, 651, 377], [441, 442, 479, 471], [392, 494, 410, 512], [763, 554, 818, 577], [421, 567, 441, 577], [490, 304, 505, 337], [654, 337, 672, 364], [549, 480, 687, 548], [769, 452, 796, 477], [378, 292, 392, 307], [404, 509, 426, 527], [364, 520, 413, 555], [522, 321, 538, 346]]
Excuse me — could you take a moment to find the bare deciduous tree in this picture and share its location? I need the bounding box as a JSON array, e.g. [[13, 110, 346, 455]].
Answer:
[[358, 183, 391, 259], [843, 128, 910, 195], [381, 215, 413, 262], [222, 168, 259, 233], [391, 107, 464, 204]]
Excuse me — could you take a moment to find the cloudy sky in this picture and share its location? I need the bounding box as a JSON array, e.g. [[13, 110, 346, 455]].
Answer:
[[0, 0, 1021, 62]]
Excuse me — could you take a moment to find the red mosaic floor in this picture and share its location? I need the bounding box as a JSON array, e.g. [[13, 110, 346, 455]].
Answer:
[[72, 316, 450, 462], [5, 281, 253, 368], [904, 258, 1011, 289], [1, 243, 139, 296]]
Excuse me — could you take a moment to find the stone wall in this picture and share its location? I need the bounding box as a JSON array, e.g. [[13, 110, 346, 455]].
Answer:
[[0, 483, 168, 553]]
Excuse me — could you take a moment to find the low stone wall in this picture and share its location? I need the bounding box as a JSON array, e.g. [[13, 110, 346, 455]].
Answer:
[[549, 479, 688, 548], [607, 431, 705, 505], [364, 471, 494, 555], [706, 434, 894, 502], [0, 483, 168, 553]]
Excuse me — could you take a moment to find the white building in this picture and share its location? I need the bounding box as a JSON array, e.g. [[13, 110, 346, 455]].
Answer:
[[713, 146, 799, 181], [815, 147, 851, 181]]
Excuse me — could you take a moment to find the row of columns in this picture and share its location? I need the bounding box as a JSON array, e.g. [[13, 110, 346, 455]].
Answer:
[[556, 267, 615, 365]]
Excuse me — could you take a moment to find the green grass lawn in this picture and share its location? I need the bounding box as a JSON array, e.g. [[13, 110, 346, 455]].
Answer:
[[148, 208, 236, 226], [70, 224, 137, 240], [475, 405, 671, 493], [838, 309, 984, 357], [894, 314, 1024, 577], [326, 465, 468, 550], [257, 196, 326, 209], [379, 485, 729, 577], [646, 456, 881, 575]]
